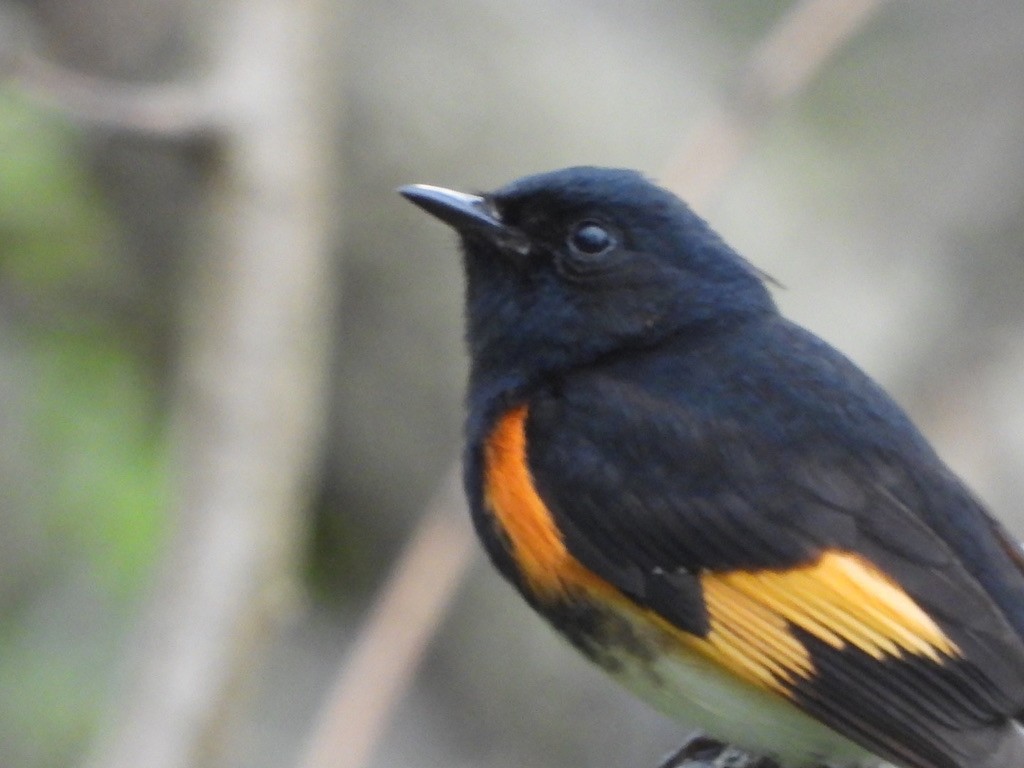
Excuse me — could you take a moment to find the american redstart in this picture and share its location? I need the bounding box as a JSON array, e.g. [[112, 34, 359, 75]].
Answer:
[[399, 167, 1024, 768]]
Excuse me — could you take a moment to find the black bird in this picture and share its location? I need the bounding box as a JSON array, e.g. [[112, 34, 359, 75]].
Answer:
[[399, 167, 1024, 768]]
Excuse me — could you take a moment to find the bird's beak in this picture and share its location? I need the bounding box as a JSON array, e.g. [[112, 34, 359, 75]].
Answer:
[[399, 183, 530, 255], [399, 184, 503, 233]]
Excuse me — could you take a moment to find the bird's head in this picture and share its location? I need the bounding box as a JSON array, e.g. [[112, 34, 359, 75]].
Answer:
[[400, 166, 776, 391]]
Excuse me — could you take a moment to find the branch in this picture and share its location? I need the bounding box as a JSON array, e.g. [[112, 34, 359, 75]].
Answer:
[[297, 470, 474, 768], [662, 0, 885, 209], [82, 2, 336, 767], [658, 738, 779, 768], [6, 50, 214, 140]]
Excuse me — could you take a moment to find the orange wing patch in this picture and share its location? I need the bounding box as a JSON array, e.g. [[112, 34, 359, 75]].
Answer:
[[483, 404, 961, 700], [691, 576, 814, 693], [691, 552, 962, 695]]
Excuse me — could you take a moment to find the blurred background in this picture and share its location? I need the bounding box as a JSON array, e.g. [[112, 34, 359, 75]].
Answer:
[[2, 2, 1024, 768]]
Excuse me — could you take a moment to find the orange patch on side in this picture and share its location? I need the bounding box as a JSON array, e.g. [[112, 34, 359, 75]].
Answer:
[[483, 406, 958, 699], [482, 405, 814, 696], [483, 405, 616, 601]]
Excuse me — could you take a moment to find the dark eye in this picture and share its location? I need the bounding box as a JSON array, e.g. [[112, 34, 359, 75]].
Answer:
[[568, 221, 615, 256]]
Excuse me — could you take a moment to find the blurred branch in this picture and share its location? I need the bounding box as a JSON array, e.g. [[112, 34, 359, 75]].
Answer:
[[6, 50, 214, 140], [663, 0, 885, 210], [298, 470, 474, 768], [296, 3, 886, 768], [83, 2, 336, 768], [0, 4, 214, 141]]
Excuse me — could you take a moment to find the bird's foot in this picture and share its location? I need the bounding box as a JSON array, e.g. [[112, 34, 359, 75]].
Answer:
[[656, 734, 724, 768], [656, 734, 781, 768]]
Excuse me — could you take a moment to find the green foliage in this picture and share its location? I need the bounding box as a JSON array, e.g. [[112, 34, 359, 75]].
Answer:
[[30, 330, 169, 591], [0, 93, 168, 767], [0, 96, 111, 287]]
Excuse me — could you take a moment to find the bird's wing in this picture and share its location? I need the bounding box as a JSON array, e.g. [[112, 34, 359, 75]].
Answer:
[[520, 377, 1024, 768]]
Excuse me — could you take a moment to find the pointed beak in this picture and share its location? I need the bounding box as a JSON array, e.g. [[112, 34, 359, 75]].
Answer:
[[398, 184, 506, 234]]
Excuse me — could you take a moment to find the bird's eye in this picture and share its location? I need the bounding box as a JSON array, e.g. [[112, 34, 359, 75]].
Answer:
[[568, 221, 615, 256]]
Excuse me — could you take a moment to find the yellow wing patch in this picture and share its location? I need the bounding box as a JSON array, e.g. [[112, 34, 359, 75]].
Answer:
[[690, 552, 961, 695], [483, 405, 961, 700], [691, 576, 814, 692]]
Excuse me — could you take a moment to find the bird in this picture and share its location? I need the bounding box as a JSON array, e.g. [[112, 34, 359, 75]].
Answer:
[[398, 167, 1024, 768]]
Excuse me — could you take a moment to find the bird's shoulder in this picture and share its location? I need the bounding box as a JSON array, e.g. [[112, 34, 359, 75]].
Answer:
[[522, 318, 935, 575], [519, 317, 1024, 659]]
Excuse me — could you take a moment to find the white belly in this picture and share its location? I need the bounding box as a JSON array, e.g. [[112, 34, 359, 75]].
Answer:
[[596, 638, 882, 768]]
